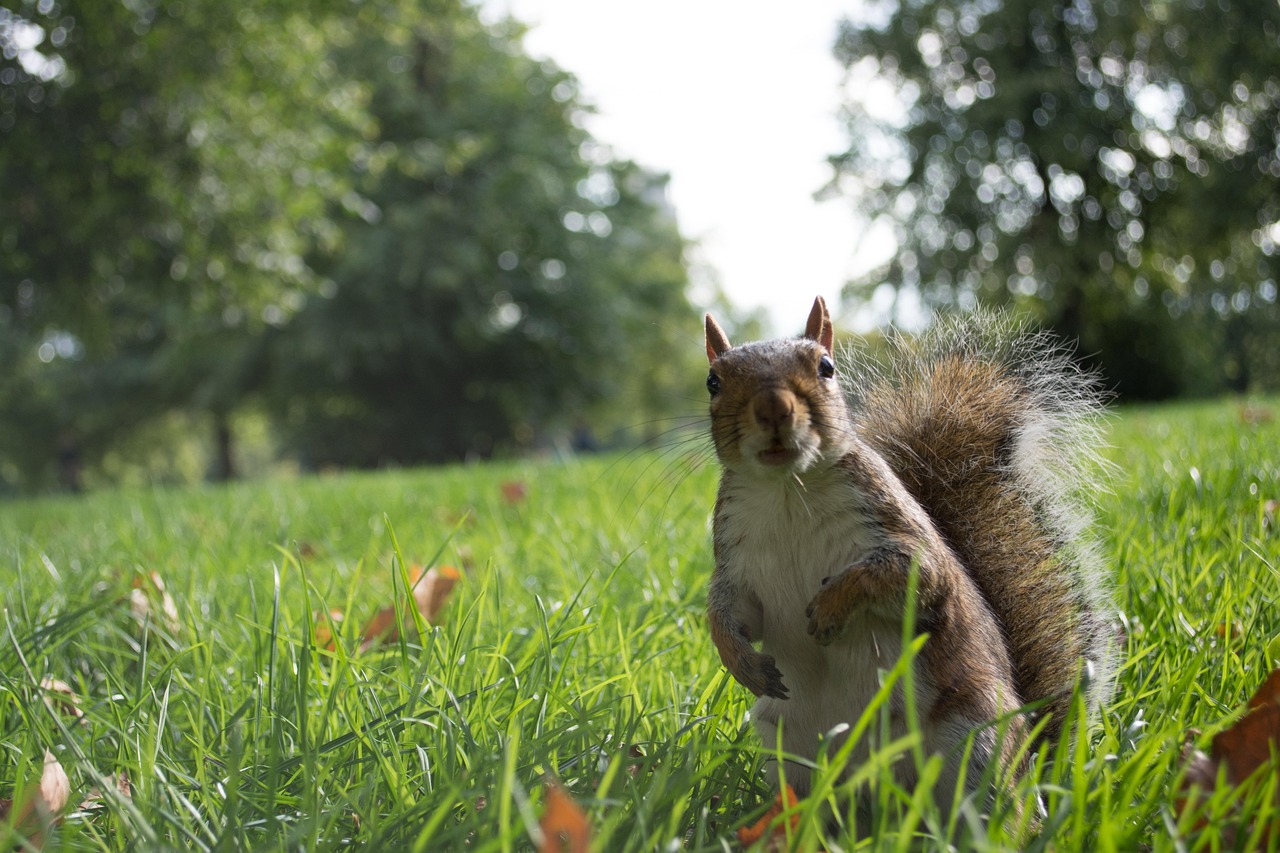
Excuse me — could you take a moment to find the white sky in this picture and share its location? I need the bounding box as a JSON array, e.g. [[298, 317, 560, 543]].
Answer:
[[482, 0, 893, 335]]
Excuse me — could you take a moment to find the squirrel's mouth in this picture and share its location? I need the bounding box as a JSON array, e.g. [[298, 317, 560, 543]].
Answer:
[[756, 443, 798, 467]]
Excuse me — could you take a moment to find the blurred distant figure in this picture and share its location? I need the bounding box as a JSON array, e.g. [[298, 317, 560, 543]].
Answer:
[[56, 431, 83, 493], [571, 418, 599, 454]]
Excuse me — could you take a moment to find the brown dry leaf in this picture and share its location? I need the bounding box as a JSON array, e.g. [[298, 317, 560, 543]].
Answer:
[[312, 609, 345, 650], [1178, 668, 1280, 843], [412, 565, 461, 623], [737, 784, 801, 849], [77, 771, 131, 813], [625, 745, 646, 778], [129, 571, 180, 634], [357, 565, 462, 651], [2, 750, 71, 847], [1239, 403, 1274, 426], [1212, 668, 1280, 785], [1215, 621, 1242, 639], [39, 677, 84, 724], [358, 605, 400, 650], [538, 780, 590, 853], [501, 480, 529, 504]]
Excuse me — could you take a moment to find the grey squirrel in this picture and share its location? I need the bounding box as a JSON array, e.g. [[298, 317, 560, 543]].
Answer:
[[703, 296, 1115, 806]]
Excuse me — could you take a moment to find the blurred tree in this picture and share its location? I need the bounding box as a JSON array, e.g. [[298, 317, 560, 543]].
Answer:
[[829, 0, 1280, 398], [0, 0, 359, 487], [0, 0, 694, 489], [272, 1, 694, 466]]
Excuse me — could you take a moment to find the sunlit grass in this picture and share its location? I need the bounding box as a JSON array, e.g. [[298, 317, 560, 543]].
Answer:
[[1, 397, 1278, 850]]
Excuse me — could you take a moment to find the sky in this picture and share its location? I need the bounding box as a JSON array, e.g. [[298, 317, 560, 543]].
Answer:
[[481, 0, 894, 335]]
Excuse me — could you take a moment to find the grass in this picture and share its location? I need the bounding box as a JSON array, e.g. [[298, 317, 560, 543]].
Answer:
[[0, 397, 1277, 850]]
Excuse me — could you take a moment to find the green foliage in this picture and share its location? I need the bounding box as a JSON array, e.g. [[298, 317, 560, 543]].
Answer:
[[0, 0, 695, 490], [0, 398, 1277, 849], [271, 1, 694, 465], [0, 0, 360, 488], [830, 0, 1280, 398]]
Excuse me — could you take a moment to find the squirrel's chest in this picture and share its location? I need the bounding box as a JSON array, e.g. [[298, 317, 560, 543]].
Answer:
[[713, 476, 884, 606]]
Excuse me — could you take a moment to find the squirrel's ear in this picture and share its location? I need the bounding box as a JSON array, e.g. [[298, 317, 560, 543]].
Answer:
[[705, 313, 731, 363], [804, 296, 834, 352]]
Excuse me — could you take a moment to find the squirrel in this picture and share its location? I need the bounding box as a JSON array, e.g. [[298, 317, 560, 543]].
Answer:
[[703, 296, 1115, 808]]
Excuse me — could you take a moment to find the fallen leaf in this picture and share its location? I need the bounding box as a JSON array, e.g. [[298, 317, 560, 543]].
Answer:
[[625, 744, 646, 778], [1239, 404, 1274, 425], [2, 750, 71, 847], [39, 677, 84, 724], [129, 571, 180, 634], [1214, 621, 1244, 643], [501, 480, 528, 504], [538, 780, 590, 853], [357, 565, 462, 651], [412, 565, 461, 623], [1178, 667, 1280, 843], [77, 771, 131, 813], [1212, 668, 1280, 786], [312, 608, 345, 650], [38, 751, 70, 814], [737, 784, 801, 848]]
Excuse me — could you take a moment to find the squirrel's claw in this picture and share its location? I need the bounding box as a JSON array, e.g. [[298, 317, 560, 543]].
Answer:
[[805, 586, 850, 646], [739, 651, 789, 700]]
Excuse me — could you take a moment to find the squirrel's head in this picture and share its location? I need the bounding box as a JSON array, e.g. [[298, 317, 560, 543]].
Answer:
[[704, 296, 853, 478]]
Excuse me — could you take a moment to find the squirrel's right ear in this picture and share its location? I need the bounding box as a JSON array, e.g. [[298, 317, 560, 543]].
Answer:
[[804, 296, 834, 353], [705, 313, 731, 363]]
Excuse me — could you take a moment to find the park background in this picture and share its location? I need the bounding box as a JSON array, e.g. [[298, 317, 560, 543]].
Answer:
[[2, 0, 1278, 494]]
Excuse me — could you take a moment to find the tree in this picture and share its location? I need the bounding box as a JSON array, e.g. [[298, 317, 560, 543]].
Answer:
[[272, 1, 694, 466], [0, 0, 360, 488], [828, 0, 1280, 397]]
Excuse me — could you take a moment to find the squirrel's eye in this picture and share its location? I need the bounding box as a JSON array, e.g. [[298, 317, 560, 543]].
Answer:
[[706, 371, 721, 396], [818, 355, 835, 379]]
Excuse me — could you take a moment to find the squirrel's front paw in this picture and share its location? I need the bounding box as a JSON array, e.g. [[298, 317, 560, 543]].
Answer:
[[738, 651, 789, 700], [806, 584, 852, 645]]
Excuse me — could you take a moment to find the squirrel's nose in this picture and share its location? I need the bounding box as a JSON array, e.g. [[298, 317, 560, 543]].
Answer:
[[753, 388, 796, 432]]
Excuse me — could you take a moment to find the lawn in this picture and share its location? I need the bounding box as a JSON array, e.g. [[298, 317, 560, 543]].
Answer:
[[1, 398, 1277, 851]]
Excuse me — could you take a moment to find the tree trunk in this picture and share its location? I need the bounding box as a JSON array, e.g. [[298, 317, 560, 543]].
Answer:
[[210, 413, 237, 482]]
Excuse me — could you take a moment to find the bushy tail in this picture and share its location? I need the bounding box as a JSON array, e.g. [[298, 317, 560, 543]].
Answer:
[[845, 311, 1116, 741]]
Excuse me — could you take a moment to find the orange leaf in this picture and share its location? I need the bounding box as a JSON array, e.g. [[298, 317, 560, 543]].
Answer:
[[356, 565, 462, 651], [538, 780, 590, 853], [412, 565, 462, 623], [312, 609, 345, 650], [501, 480, 529, 504], [358, 605, 401, 650], [736, 784, 801, 847]]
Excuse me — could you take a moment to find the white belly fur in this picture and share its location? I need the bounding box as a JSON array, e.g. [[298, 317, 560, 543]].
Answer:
[[718, 473, 937, 791]]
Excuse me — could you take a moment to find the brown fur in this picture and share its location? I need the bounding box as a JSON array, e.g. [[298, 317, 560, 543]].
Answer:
[[701, 297, 1112, 804], [853, 337, 1114, 740]]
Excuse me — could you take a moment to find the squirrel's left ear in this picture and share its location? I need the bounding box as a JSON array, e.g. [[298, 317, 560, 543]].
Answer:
[[705, 313, 731, 363], [804, 296, 834, 352]]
